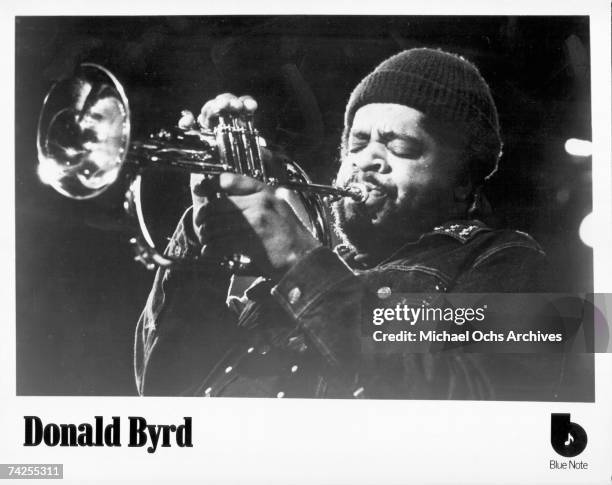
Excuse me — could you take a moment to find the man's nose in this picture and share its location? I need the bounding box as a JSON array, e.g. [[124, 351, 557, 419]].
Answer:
[[352, 144, 390, 174]]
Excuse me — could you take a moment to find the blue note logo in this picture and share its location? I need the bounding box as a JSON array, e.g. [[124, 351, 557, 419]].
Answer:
[[550, 413, 587, 457]]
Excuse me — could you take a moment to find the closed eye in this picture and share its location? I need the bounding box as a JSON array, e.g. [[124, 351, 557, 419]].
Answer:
[[348, 133, 369, 153], [348, 142, 367, 153], [386, 138, 423, 158]]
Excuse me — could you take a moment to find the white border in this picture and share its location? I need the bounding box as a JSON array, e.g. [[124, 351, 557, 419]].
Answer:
[[2, 1, 611, 484]]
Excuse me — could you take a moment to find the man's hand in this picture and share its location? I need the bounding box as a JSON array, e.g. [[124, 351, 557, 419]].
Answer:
[[191, 172, 320, 278], [179, 92, 258, 130], [186, 93, 320, 278]]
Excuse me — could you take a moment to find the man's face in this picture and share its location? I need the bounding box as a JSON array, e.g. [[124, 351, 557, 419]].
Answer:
[[333, 103, 464, 256]]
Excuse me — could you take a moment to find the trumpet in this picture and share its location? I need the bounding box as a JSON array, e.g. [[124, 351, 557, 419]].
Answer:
[[37, 64, 366, 272]]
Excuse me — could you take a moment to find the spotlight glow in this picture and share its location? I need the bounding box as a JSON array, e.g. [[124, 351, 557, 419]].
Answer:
[[579, 212, 594, 247], [565, 138, 592, 157]]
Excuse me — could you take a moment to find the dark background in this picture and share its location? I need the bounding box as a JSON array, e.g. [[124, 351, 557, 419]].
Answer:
[[16, 16, 593, 395]]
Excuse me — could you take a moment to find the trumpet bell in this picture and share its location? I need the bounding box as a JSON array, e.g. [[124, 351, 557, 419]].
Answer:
[[37, 64, 130, 199]]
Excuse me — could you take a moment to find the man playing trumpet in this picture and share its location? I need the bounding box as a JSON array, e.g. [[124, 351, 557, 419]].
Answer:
[[135, 48, 551, 399]]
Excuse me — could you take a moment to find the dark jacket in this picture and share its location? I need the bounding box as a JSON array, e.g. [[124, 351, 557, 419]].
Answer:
[[135, 212, 568, 400]]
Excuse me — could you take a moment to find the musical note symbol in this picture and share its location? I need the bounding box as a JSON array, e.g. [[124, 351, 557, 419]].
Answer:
[[564, 433, 574, 446]]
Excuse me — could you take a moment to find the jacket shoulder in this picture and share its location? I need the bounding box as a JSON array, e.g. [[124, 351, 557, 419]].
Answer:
[[427, 222, 549, 291], [427, 220, 546, 270], [468, 228, 546, 268]]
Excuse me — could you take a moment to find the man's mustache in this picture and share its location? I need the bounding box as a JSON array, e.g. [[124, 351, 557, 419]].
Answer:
[[347, 171, 396, 199]]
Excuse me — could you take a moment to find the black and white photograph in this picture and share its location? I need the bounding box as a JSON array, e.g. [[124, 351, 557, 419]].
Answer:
[[16, 15, 596, 398], [4, 4, 612, 483]]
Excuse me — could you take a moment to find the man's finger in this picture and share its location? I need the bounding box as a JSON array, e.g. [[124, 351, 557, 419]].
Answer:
[[199, 217, 253, 238], [225, 191, 272, 212], [178, 110, 196, 130], [198, 94, 236, 129], [198, 99, 219, 130], [200, 226, 262, 254], [218, 173, 267, 196], [198, 223, 250, 244], [238, 95, 258, 114], [193, 198, 242, 227], [190, 174, 221, 197], [198, 93, 259, 129]]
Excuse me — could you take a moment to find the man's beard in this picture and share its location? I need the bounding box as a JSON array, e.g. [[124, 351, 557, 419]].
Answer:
[[331, 198, 413, 259]]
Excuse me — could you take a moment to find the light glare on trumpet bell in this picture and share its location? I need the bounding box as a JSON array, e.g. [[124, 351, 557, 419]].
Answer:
[[37, 156, 60, 187], [37, 153, 122, 199]]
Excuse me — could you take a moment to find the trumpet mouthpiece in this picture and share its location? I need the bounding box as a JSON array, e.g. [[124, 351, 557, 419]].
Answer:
[[345, 182, 369, 203]]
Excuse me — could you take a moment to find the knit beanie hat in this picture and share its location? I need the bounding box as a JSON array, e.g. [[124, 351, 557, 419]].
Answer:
[[343, 48, 502, 183]]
